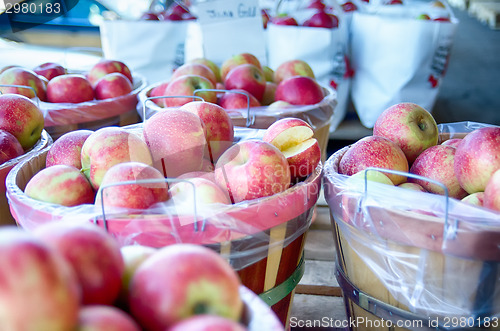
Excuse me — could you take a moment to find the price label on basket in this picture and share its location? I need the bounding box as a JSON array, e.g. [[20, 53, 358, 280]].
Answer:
[[190, 0, 267, 65]]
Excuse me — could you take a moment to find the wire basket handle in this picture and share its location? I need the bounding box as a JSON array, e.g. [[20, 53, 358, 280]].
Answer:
[[142, 95, 205, 121], [0, 84, 40, 107]]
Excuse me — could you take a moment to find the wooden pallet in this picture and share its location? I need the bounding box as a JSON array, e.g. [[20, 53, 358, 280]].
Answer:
[[468, 0, 500, 29]]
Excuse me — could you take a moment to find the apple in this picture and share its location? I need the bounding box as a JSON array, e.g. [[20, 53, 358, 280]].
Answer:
[[0, 129, 24, 164], [215, 140, 291, 203], [169, 177, 231, 213], [0, 66, 47, 101], [81, 127, 153, 190], [409, 145, 467, 199], [129, 243, 243, 330], [0, 227, 80, 331], [342, 1, 358, 12], [218, 89, 261, 109], [484, 169, 500, 212], [263, 118, 321, 180], [95, 161, 170, 210], [47, 74, 95, 103], [268, 100, 293, 110], [189, 58, 222, 83], [140, 11, 160, 20], [461, 192, 484, 206], [434, 17, 451, 22], [270, 15, 299, 26], [262, 8, 271, 29], [274, 59, 315, 84], [171, 63, 217, 86], [275, 76, 324, 105], [149, 81, 169, 106], [397, 182, 427, 192], [158, 11, 183, 20], [262, 65, 274, 82], [339, 136, 409, 185], [348, 169, 395, 186], [87, 59, 133, 86], [25, 165, 95, 206], [163, 74, 217, 107], [441, 138, 462, 148], [33, 62, 65, 81], [454, 127, 500, 194], [0, 94, 44, 150], [177, 170, 217, 184], [168, 315, 247, 331], [46, 129, 93, 168], [308, 0, 327, 10], [373, 102, 439, 164], [119, 245, 157, 304], [416, 13, 431, 20], [303, 11, 339, 28], [387, 0, 403, 4], [143, 109, 207, 178], [179, 101, 234, 162], [261, 82, 277, 106], [220, 53, 262, 82], [94, 72, 133, 100], [77, 305, 141, 331], [224, 64, 267, 102], [34, 222, 125, 305]]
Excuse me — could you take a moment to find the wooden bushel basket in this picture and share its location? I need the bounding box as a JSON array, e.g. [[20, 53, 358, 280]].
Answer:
[[6, 143, 323, 327], [323, 142, 500, 331], [40, 74, 147, 140], [0, 130, 52, 226], [137, 83, 338, 162]]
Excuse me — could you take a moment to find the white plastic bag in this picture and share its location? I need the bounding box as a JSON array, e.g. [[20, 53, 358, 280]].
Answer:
[[350, 1, 459, 128]]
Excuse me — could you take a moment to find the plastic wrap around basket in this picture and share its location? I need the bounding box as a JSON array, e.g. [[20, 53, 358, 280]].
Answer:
[[40, 74, 147, 140], [0, 130, 52, 226], [239, 285, 285, 330], [5, 124, 323, 327], [137, 82, 337, 161], [323, 126, 500, 330]]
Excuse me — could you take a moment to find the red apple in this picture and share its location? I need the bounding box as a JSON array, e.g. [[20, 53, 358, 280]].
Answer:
[[0, 94, 44, 150], [179, 101, 234, 162], [149, 81, 169, 106], [164, 74, 217, 107], [0, 227, 80, 331], [81, 127, 153, 190], [33, 62, 65, 81], [0, 129, 24, 164], [168, 315, 247, 331], [454, 127, 500, 194], [308, 0, 327, 10], [303, 11, 339, 28], [274, 59, 316, 84], [46, 129, 93, 168], [189, 57, 222, 82], [275, 76, 324, 105], [409, 145, 467, 199], [416, 13, 431, 20], [95, 161, 169, 210], [171, 63, 217, 86], [94, 72, 133, 100], [434, 17, 451, 22], [218, 89, 261, 109], [34, 222, 125, 306], [484, 169, 500, 212], [87, 59, 133, 86], [143, 109, 207, 178], [215, 140, 291, 203], [263, 118, 321, 180], [169, 177, 231, 212], [339, 136, 409, 185], [47, 74, 95, 103], [461, 192, 484, 206], [261, 81, 277, 106], [441, 138, 462, 148], [268, 100, 293, 110], [220, 53, 262, 82], [224, 64, 267, 102], [373, 102, 439, 164], [140, 11, 160, 20], [270, 15, 299, 26], [342, 1, 358, 12], [0, 67, 47, 101], [262, 8, 271, 29], [119, 245, 157, 304], [25, 165, 95, 206], [129, 244, 243, 330], [77, 305, 141, 331]]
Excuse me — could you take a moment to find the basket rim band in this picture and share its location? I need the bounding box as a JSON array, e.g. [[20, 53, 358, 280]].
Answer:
[[258, 254, 305, 307]]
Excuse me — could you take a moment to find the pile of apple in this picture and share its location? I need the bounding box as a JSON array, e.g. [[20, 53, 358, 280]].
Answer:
[[148, 52, 325, 113], [0, 94, 44, 165], [337, 102, 500, 213], [266, 0, 340, 28], [23, 99, 321, 213], [0, 59, 136, 104], [139, 1, 196, 21], [0, 221, 253, 331]]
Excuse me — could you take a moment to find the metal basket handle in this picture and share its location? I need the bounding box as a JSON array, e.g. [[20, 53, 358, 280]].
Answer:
[[0, 84, 40, 107], [193, 88, 255, 127], [142, 95, 205, 121], [95, 177, 205, 233]]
